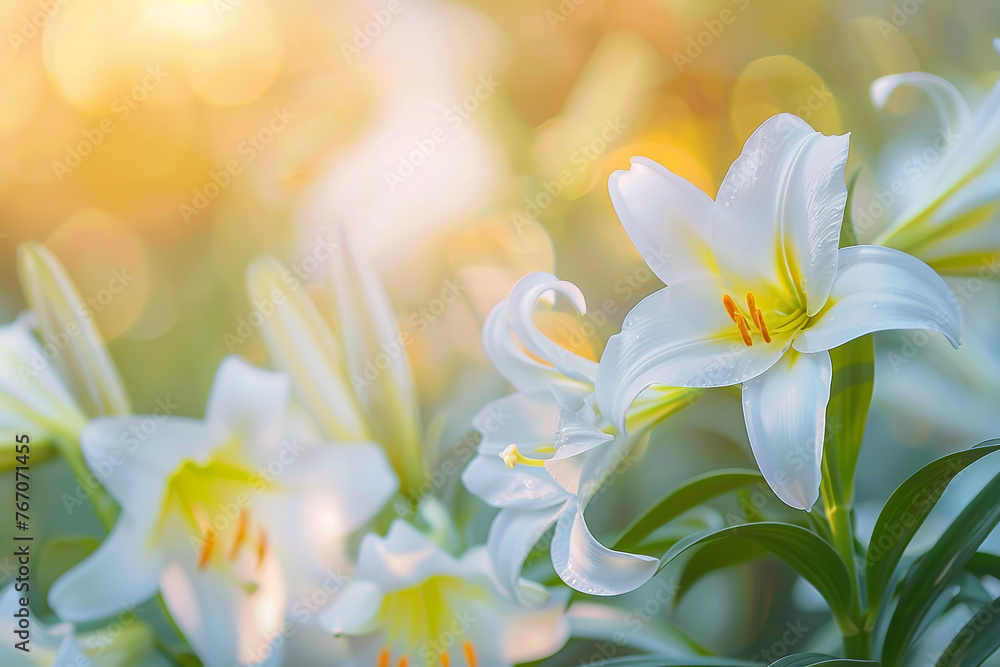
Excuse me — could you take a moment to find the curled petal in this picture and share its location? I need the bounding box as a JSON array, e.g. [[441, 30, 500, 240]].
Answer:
[[871, 72, 971, 142], [794, 246, 962, 353], [550, 501, 658, 596]]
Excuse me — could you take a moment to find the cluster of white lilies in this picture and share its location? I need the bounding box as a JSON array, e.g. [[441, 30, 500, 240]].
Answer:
[[3, 43, 999, 666]]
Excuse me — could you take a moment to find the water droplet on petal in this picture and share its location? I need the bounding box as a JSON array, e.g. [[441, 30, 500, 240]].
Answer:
[[872, 304, 878, 309]]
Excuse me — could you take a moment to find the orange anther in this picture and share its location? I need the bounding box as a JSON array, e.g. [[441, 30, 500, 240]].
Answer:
[[440, 652, 451, 667], [722, 294, 739, 322], [377, 649, 390, 667], [463, 642, 478, 667], [757, 311, 771, 343], [229, 510, 248, 559], [198, 530, 216, 570], [256, 532, 268, 569], [746, 292, 757, 314], [736, 316, 753, 347], [397, 657, 409, 667]]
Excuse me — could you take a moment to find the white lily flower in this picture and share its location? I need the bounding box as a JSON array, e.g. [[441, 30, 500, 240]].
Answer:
[[0, 315, 87, 446], [865, 38, 1000, 273], [0, 583, 170, 666], [597, 113, 963, 510], [49, 356, 398, 667], [464, 272, 697, 597], [319, 520, 570, 667]]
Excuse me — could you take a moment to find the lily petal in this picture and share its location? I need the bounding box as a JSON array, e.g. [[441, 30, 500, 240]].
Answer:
[[354, 520, 460, 587], [487, 505, 565, 602], [327, 233, 424, 491], [793, 246, 962, 353], [506, 272, 598, 386], [206, 356, 289, 461], [550, 501, 659, 596], [871, 72, 972, 142], [245, 257, 370, 442], [608, 156, 718, 284], [742, 349, 832, 510], [597, 277, 790, 431], [317, 580, 384, 636], [0, 316, 87, 439], [713, 114, 815, 296], [16, 242, 131, 417], [49, 518, 161, 623], [462, 451, 565, 509], [160, 556, 286, 667], [80, 416, 214, 529]]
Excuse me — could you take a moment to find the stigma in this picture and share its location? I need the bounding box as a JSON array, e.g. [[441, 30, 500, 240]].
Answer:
[[723, 293, 771, 346], [500, 444, 546, 469]]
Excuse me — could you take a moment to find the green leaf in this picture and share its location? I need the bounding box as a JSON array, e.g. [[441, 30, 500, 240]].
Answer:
[[935, 594, 1000, 667], [881, 464, 1000, 666], [560, 658, 747, 667], [821, 335, 874, 507], [770, 654, 877, 667], [964, 551, 1000, 581], [657, 522, 854, 628], [866, 440, 1000, 618], [674, 540, 767, 606], [839, 169, 862, 248], [614, 469, 764, 552]]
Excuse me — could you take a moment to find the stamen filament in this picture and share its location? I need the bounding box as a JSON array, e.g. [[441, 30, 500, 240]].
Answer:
[[500, 444, 546, 469]]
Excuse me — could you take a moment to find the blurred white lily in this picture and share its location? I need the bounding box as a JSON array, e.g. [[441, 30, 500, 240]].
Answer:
[[865, 38, 1000, 273], [597, 113, 962, 510], [16, 241, 131, 418], [246, 234, 424, 493], [4, 241, 130, 525], [319, 520, 570, 667], [0, 583, 170, 666], [463, 272, 698, 597], [49, 356, 398, 667], [0, 315, 86, 451]]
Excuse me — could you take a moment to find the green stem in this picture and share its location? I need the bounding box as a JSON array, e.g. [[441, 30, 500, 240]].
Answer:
[[820, 463, 869, 658], [54, 433, 118, 532]]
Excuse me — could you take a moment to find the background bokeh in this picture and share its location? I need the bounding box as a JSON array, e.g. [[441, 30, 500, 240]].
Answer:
[[2, 0, 999, 659]]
